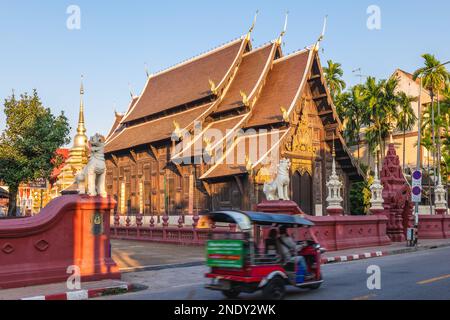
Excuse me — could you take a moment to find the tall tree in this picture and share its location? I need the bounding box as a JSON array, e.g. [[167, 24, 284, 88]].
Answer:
[[323, 60, 346, 99], [339, 85, 366, 162], [413, 54, 450, 181], [0, 90, 70, 216], [395, 92, 417, 172]]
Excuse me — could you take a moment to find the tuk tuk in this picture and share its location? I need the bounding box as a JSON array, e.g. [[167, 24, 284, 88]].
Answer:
[[204, 210, 325, 300]]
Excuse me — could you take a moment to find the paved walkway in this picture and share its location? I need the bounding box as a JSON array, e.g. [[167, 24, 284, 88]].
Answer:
[[0, 279, 129, 300]]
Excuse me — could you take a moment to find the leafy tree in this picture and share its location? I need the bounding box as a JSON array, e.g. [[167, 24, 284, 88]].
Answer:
[[339, 85, 366, 162], [349, 178, 372, 215], [0, 90, 70, 216], [323, 60, 346, 99], [413, 54, 450, 181]]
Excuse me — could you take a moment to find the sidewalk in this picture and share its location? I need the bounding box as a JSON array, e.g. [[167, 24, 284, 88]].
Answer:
[[0, 279, 133, 300]]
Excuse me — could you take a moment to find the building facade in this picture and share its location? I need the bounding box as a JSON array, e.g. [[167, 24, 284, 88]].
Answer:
[[104, 28, 364, 218]]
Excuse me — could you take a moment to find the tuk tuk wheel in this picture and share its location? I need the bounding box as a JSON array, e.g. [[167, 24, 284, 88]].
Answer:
[[222, 288, 240, 299], [262, 276, 286, 300]]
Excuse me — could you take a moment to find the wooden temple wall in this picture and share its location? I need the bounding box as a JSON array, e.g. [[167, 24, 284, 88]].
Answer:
[[106, 145, 210, 217]]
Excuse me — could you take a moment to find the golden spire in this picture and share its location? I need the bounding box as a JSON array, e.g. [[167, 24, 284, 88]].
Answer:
[[246, 10, 259, 41], [276, 11, 289, 45], [77, 75, 85, 134], [128, 82, 136, 98], [73, 75, 88, 148], [313, 15, 328, 52], [144, 63, 150, 79]]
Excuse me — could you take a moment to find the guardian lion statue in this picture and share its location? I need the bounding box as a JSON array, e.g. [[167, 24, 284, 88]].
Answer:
[[75, 133, 107, 197], [263, 158, 291, 201]]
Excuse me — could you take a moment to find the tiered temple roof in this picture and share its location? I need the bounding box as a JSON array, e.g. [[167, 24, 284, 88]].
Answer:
[[105, 31, 364, 181]]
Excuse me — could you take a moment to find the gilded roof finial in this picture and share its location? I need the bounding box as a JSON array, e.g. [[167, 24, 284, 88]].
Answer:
[[144, 63, 150, 79], [128, 82, 136, 99], [246, 10, 259, 41], [313, 15, 328, 52], [276, 11, 289, 45]]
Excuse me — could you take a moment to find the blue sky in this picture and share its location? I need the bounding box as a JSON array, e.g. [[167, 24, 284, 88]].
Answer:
[[1, 1, 449, 142]]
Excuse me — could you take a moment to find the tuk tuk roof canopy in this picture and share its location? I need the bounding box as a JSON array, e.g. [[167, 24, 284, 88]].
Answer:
[[207, 210, 314, 230]]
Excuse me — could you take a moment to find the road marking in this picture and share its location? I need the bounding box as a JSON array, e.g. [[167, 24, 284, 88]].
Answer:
[[352, 293, 377, 300], [417, 274, 450, 285]]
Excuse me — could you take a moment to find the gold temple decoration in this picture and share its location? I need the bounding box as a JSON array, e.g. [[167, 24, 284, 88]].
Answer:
[[313, 15, 328, 52], [240, 90, 249, 107], [255, 166, 272, 184], [276, 11, 289, 45], [291, 158, 313, 176], [204, 137, 213, 156], [245, 156, 253, 172], [285, 111, 314, 155], [209, 79, 218, 95], [280, 106, 289, 122], [246, 10, 259, 41], [128, 82, 136, 99], [144, 63, 150, 79], [172, 120, 182, 139]]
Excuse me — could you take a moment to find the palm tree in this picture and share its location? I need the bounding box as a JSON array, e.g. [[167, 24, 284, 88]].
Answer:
[[413, 54, 450, 182], [396, 92, 417, 172], [323, 60, 346, 99], [340, 85, 366, 162], [362, 76, 399, 161]]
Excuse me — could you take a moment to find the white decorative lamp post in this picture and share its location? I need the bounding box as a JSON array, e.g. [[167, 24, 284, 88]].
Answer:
[[326, 135, 344, 216], [370, 154, 384, 214], [434, 175, 447, 215]]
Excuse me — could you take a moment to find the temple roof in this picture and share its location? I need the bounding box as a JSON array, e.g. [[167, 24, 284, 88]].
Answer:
[[105, 103, 212, 153], [213, 43, 277, 115], [246, 49, 311, 128], [121, 38, 248, 123], [172, 114, 248, 160], [104, 32, 363, 181]]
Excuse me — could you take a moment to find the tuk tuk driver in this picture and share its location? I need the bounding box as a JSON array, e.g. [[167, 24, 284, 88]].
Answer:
[[277, 226, 313, 279]]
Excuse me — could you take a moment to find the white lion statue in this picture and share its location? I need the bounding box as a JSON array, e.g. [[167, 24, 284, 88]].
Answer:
[[263, 158, 291, 201], [75, 133, 107, 197]]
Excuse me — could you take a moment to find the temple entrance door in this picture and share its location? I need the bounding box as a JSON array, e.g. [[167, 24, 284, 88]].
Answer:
[[292, 171, 312, 214]]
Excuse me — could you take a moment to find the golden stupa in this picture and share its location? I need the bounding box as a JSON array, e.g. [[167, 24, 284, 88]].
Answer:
[[51, 76, 89, 196]]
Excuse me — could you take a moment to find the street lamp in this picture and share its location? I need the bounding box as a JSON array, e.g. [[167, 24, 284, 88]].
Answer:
[[413, 60, 450, 247]]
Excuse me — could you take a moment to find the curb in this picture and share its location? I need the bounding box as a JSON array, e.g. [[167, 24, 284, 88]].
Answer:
[[119, 261, 204, 273], [21, 283, 133, 300], [321, 251, 387, 264]]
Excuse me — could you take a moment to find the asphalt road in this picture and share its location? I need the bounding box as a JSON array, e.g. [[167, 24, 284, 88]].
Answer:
[[101, 246, 450, 300]]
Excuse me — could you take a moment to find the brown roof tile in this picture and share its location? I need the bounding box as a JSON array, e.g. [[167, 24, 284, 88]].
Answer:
[[173, 115, 247, 159], [122, 39, 246, 123], [214, 43, 274, 114], [246, 50, 311, 128], [105, 103, 212, 153]]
